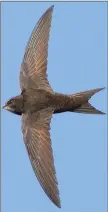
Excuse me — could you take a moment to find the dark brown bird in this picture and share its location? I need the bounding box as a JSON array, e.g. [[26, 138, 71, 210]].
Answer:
[[3, 5, 105, 208]]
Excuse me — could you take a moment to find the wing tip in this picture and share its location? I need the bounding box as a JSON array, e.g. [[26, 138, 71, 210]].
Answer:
[[95, 87, 105, 93], [54, 198, 61, 208], [45, 5, 54, 15], [50, 5, 54, 10], [49, 5, 54, 10], [57, 204, 61, 209]]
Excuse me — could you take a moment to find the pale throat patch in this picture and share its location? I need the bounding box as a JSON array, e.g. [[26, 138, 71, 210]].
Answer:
[[4, 105, 15, 112]]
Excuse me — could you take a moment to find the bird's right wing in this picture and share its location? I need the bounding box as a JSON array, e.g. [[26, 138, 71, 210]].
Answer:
[[20, 6, 54, 92], [21, 108, 61, 208]]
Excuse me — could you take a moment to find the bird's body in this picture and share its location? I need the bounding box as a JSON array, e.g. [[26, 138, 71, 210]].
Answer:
[[7, 87, 105, 116], [3, 5, 105, 208]]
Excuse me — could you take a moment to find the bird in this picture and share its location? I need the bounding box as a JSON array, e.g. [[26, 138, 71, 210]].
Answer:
[[2, 5, 105, 208]]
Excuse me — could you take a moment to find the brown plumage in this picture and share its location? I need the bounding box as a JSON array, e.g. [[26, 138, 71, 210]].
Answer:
[[3, 5, 105, 208]]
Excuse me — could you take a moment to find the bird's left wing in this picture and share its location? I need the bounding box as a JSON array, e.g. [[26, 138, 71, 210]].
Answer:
[[21, 108, 61, 208], [20, 6, 54, 92]]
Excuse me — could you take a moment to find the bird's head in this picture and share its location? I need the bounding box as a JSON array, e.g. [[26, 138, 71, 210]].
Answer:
[[2, 95, 23, 115], [2, 97, 17, 112]]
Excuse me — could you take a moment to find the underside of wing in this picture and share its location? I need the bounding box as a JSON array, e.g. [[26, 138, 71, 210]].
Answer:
[[20, 6, 54, 93], [21, 108, 61, 208]]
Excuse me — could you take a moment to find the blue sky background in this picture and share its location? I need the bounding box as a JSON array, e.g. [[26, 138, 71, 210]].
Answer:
[[1, 2, 107, 212]]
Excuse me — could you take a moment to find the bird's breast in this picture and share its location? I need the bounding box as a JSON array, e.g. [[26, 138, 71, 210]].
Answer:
[[23, 89, 53, 113]]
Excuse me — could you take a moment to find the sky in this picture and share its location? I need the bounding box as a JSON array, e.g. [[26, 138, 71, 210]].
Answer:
[[1, 2, 107, 212]]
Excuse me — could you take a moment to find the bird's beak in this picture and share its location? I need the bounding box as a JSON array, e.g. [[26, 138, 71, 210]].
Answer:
[[2, 105, 5, 109], [2, 104, 7, 109]]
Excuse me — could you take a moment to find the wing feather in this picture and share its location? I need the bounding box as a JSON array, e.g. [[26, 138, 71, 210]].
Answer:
[[20, 6, 54, 92], [22, 108, 61, 208]]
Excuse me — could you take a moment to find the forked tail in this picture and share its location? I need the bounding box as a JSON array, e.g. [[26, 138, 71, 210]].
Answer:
[[72, 87, 105, 114], [54, 87, 105, 115]]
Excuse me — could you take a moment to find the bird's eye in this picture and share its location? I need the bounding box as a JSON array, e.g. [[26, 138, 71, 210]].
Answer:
[[8, 99, 13, 105]]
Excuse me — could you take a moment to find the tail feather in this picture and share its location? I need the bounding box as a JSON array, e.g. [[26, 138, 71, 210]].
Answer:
[[54, 87, 105, 115], [74, 87, 105, 115], [75, 102, 105, 115], [73, 87, 105, 100]]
